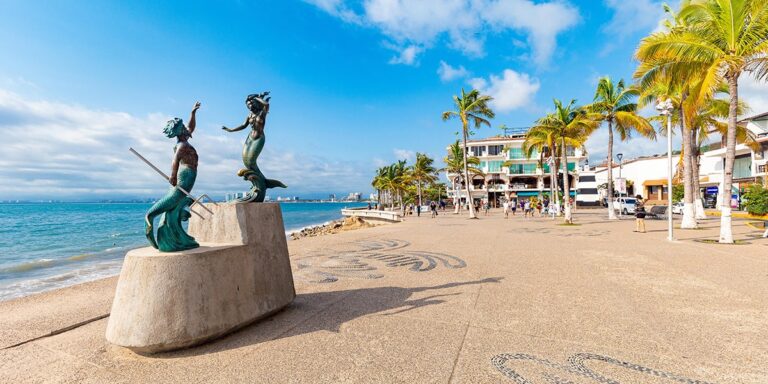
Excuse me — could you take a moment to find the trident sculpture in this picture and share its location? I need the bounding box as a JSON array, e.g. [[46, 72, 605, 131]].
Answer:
[[132, 102, 215, 252]]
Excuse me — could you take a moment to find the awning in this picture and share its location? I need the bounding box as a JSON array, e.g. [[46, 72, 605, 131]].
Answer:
[[642, 179, 670, 186], [516, 191, 577, 197]]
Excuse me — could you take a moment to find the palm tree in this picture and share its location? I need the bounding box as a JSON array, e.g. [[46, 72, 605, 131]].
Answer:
[[441, 140, 484, 214], [634, 0, 768, 243], [388, 160, 409, 215], [589, 77, 656, 220], [532, 100, 597, 223], [523, 127, 561, 209], [503, 141, 547, 202], [442, 88, 495, 219], [639, 77, 703, 228], [411, 153, 438, 207], [371, 166, 388, 209]]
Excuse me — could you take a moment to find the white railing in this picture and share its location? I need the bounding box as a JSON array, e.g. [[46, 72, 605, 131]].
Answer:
[[341, 208, 402, 222]]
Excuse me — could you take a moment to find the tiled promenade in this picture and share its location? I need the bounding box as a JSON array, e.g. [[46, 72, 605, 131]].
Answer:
[[1, 209, 766, 383]]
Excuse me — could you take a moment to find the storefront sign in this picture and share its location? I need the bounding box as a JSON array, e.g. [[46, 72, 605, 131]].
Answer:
[[705, 186, 718, 194]]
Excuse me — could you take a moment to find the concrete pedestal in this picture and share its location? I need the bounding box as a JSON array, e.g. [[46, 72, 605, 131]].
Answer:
[[105, 203, 295, 354]]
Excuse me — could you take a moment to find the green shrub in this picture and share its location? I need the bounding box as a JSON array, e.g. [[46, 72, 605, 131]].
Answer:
[[672, 184, 684, 203], [743, 184, 768, 216]]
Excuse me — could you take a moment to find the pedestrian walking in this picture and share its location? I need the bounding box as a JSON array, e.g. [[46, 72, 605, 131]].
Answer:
[[503, 200, 510, 219], [511, 199, 517, 216], [634, 195, 646, 233], [483, 200, 489, 216], [416, 203, 421, 217], [367, 202, 372, 210], [524, 200, 531, 218], [430, 201, 437, 218]]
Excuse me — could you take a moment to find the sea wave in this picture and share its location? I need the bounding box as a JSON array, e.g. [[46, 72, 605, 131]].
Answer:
[[0, 258, 57, 273], [0, 260, 123, 301], [0, 246, 129, 275]]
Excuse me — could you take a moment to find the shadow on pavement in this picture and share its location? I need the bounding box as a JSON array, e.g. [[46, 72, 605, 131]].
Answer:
[[154, 277, 503, 358]]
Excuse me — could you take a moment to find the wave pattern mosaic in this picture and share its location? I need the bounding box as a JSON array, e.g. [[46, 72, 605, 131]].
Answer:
[[295, 239, 466, 283], [491, 352, 714, 384]]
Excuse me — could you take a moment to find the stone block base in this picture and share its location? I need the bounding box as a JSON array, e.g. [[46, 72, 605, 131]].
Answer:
[[106, 203, 295, 354]]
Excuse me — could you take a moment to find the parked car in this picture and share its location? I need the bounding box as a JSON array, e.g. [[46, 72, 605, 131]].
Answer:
[[613, 197, 637, 214], [671, 202, 684, 214]]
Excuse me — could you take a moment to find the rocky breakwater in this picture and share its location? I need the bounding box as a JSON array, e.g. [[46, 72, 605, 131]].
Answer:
[[290, 216, 373, 240]]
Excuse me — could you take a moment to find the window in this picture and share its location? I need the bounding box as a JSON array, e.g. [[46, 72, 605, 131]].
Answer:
[[488, 161, 503, 172], [733, 155, 751, 179], [488, 145, 503, 156], [758, 164, 767, 174], [578, 188, 598, 194], [470, 146, 483, 157], [522, 163, 537, 174], [507, 147, 524, 159], [579, 175, 596, 182]]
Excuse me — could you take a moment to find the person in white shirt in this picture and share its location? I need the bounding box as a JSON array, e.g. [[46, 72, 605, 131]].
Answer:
[[503, 201, 510, 219]]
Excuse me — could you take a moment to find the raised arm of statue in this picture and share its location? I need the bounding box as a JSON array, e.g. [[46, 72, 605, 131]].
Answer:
[[222, 116, 250, 132], [188, 101, 201, 135]]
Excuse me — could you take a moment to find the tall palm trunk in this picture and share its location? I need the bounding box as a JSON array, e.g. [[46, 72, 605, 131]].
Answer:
[[606, 121, 617, 219], [691, 130, 707, 219], [376, 189, 381, 209], [561, 137, 573, 223], [720, 75, 738, 243], [462, 124, 478, 219], [454, 176, 461, 214], [680, 97, 698, 229], [550, 148, 559, 215], [417, 181, 423, 207]]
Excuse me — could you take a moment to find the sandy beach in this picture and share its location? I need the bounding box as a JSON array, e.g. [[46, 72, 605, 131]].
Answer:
[[1, 209, 766, 383]]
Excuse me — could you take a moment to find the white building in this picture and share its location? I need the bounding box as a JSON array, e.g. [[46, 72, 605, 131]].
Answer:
[[699, 111, 768, 207], [445, 133, 587, 207], [594, 154, 678, 203]]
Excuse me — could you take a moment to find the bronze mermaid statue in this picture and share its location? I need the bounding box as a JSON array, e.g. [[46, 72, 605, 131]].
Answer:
[[144, 102, 201, 252], [222, 92, 286, 202]]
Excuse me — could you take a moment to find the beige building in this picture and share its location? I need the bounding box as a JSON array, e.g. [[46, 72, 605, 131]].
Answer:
[[446, 132, 587, 207]]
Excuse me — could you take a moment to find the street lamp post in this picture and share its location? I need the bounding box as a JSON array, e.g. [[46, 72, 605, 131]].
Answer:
[[656, 99, 674, 241]]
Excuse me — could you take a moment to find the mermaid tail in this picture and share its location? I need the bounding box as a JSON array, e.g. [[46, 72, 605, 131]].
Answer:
[[237, 133, 286, 202], [144, 166, 199, 252]]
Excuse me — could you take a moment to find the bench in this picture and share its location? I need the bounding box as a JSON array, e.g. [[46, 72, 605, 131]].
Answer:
[[645, 205, 667, 220]]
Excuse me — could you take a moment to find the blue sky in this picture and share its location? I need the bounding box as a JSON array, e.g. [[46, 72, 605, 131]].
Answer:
[[1, 0, 767, 200]]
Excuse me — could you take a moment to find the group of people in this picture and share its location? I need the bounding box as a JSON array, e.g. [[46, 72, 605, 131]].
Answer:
[[500, 198, 562, 219]]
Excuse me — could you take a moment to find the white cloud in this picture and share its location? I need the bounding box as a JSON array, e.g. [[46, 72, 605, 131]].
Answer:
[[480, 0, 580, 65], [468, 69, 540, 112], [305, 0, 581, 66], [437, 61, 469, 82], [388, 44, 423, 65], [393, 148, 416, 162], [600, 0, 679, 56], [602, 0, 667, 38], [740, 74, 768, 117], [0, 90, 368, 200]]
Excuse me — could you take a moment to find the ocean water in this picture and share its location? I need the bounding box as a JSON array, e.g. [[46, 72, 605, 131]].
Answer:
[[0, 202, 366, 301]]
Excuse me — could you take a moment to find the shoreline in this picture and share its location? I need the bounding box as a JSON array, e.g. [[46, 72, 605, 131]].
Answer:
[[1, 213, 371, 303]]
